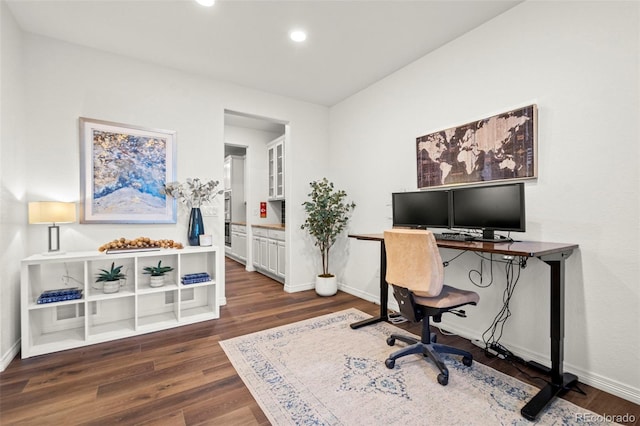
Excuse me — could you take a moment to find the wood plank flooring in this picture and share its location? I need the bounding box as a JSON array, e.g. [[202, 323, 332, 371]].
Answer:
[[1, 257, 638, 425]]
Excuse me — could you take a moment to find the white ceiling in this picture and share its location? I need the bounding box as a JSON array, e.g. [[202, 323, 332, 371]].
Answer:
[[6, 0, 522, 106]]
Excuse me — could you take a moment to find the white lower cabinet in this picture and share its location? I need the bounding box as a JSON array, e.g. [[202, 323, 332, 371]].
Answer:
[[277, 241, 286, 278], [268, 240, 278, 275], [229, 224, 247, 263], [252, 226, 285, 283], [259, 238, 269, 270], [21, 246, 220, 358]]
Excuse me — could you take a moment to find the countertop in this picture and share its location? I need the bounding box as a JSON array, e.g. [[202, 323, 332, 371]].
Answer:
[[232, 222, 286, 230], [252, 223, 285, 230]]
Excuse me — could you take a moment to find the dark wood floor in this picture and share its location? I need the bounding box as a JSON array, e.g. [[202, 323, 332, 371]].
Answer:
[[1, 257, 638, 425]]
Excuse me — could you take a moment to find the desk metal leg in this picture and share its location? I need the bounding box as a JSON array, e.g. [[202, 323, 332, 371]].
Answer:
[[351, 241, 389, 329], [521, 251, 578, 421]]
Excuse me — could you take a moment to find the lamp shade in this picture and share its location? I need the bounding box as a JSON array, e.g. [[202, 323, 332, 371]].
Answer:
[[28, 202, 76, 224]]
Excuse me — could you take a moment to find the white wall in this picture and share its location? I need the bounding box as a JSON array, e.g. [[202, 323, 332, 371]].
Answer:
[[330, 1, 639, 403], [0, 1, 28, 370], [0, 25, 330, 367]]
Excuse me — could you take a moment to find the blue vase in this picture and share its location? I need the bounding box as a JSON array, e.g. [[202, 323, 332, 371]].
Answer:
[[188, 207, 204, 246]]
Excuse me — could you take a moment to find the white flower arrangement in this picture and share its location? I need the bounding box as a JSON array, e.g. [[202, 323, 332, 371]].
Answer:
[[163, 178, 224, 208]]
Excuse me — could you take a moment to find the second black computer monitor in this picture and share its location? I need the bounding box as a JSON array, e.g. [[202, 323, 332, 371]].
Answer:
[[451, 183, 526, 241]]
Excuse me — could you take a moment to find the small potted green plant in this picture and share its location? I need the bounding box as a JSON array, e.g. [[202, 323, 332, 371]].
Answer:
[[143, 260, 174, 287], [96, 262, 126, 294], [301, 178, 355, 296]]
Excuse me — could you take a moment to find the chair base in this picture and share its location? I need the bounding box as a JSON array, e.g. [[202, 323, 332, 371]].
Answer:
[[384, 332, 473, 386]]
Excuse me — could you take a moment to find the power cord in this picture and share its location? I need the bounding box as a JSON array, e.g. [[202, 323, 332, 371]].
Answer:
[[442, 250, 468, 268], [484, 342, 587, 396], [441, 250, 528, 367], [62, 263, 84, 287], [481, 256, 521, 348], [469, 253, 494, 288]]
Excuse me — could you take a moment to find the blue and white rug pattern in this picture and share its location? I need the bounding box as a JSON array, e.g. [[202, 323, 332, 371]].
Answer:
[[220, 308, 614, 425]]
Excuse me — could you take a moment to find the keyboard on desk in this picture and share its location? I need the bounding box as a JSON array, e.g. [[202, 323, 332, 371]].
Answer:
[[433, 232, 475, 241]]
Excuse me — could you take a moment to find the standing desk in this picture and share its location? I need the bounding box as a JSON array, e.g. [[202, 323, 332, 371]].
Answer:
[[348, 233, 579, 421]]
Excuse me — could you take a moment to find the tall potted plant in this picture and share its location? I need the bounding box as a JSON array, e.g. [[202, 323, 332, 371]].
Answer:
[[301, 178, 355, 296]]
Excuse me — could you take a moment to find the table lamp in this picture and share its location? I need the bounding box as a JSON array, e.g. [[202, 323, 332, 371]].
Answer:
[[28, 201, 76, 254]]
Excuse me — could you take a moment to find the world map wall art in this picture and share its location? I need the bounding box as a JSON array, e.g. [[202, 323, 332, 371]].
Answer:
[[416, 104, 537, 189], [80, 117, 177, 223]]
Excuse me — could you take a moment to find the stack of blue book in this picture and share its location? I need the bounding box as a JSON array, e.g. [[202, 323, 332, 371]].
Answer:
[[37, 287, 83, 304], [181, 272, 211, 285]]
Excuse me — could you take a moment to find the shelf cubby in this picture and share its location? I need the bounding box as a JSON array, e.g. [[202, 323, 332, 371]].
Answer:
[[180, 283, 217, 322], [26, 260, 85, 306], [27, 307, 85, 355], [137, 289, 179, 330], [87, 296, 136, 339]]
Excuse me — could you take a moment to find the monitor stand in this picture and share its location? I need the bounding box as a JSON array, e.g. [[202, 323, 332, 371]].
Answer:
[[473, 229, 512, 243]]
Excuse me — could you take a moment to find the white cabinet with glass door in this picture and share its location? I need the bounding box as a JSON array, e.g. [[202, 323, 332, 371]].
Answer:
[[267, 136, 285, 200]]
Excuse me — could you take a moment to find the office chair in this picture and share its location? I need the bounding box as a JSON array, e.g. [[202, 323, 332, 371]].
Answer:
[[383, 229, 480, 385]]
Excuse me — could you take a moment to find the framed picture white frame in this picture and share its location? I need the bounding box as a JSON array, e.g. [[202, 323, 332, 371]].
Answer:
[[79, 117, 177, 224]]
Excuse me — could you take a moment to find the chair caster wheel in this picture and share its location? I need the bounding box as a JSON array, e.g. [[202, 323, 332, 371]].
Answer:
[[386, 337, 395, 346], [462, 356, 473, 367], [385, 358, 395, 369], [437, 373, 448, 386]]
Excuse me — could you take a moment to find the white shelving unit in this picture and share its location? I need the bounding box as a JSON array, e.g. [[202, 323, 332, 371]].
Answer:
[[21, 246, 220, 358]]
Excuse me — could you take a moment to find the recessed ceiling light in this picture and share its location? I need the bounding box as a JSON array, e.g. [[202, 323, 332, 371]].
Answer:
[[195, 0, 215, 7], [289, 30, 307, 43]]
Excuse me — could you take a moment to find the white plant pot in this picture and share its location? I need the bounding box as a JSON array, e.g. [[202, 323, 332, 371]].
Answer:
[[149, 275, 165, 288], [102, 280, 121, 294], [315, 275, 337, 296]]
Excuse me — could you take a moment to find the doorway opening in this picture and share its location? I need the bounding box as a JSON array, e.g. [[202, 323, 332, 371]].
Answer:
[[223, 110, 287, 285]]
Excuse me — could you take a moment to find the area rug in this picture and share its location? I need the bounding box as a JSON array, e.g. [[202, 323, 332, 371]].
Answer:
[[220, 308, 613, 425]]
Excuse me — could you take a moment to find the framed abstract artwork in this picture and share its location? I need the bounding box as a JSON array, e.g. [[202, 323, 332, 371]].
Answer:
[[79, 117, 177, 223], [416, 104, 537, 189]]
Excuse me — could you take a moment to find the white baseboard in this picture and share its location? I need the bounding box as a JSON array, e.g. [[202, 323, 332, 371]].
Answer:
[[284, 281, 314, 293], [338, 283, 402, 313], [338, 283, 380, 304], [1, 339, 20, 372]]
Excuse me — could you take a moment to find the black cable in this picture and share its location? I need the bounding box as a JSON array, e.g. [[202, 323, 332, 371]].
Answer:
[[469, 253, 494, 288], [442, 250, 468, 267], [449, 248, 523, 350], [510, 361, 549, 386], [481, 257, 521, 348]]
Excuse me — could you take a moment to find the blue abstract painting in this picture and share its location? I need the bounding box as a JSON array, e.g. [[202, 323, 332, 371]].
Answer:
[[80, 118, 176, 223]]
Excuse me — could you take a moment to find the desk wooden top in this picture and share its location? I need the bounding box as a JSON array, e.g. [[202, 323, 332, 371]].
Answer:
[[348, 233, 578, 258]]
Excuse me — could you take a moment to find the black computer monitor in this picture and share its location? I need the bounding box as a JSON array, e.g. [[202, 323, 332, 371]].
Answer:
[[451, 183, 526, 241], [392, 190, 450, 229]]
